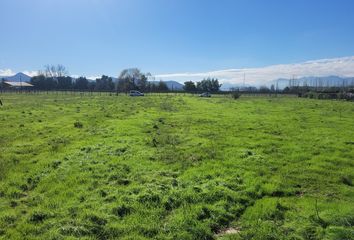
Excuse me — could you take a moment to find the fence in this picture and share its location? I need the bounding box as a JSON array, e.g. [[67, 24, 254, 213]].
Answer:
[[0, 89, 299, 98]]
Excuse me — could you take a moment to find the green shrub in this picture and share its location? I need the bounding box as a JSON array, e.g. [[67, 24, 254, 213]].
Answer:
[[29, 211, 48, 223], [74, 121, 83, 128], [231, 92, 241, 99]]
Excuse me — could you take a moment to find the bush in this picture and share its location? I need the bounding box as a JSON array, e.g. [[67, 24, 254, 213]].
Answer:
[[29, 211, 48, 223], [74, 121, 83, 128], [231, 92, 241, 100]]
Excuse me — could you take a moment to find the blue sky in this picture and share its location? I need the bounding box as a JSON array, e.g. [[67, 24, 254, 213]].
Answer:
[[1, 0, 354, 81]]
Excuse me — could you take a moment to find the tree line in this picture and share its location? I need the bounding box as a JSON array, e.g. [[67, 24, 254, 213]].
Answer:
[[4, 64, 353, 94], [183, 78, 221, 92], [29, 66, 169, 92], [27, 65, 222, 92]]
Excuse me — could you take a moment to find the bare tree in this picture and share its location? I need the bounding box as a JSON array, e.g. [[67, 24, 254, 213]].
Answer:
[[44, 64, 68, 78], [56, 64, 68, 77]]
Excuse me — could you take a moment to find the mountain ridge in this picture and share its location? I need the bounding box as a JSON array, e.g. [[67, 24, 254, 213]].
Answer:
[[0, 72, 32, 82]]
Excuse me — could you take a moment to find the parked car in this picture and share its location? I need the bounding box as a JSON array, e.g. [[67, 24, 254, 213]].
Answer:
[[129, 90, 144, 96], [199, 92, 211, 97]]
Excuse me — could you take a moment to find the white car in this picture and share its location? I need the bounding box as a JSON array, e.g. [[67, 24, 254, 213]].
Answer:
[[129, 90, 144, 96], [199, 92, 211, 97]]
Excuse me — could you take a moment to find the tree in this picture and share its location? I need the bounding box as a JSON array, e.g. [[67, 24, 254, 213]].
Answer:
[[31, 64, 70, 90], [210, 78, 222, 92], [57, 76, 73, 89], [159, 81, 169, 91], [196, 80, 207, 92], [95, 75, 114, 91], [30, 74, 57, 90], [74, 77, 89, 90], [44, 64, 68, 78], [30, 75, 44, 89], [196, 78, 221, 92], [283, 87, 290, 93], [146, 82, 157, 92], [117, 68, 147, 92], [88, 81, 96, 90], [0, 78, 6, 89], [183, 81, 196, 92], [259, 85, 270, 93]]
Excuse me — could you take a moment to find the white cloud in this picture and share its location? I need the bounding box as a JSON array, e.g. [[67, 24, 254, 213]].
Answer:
[[156, 56, 354, 85], [0, 69, 38, 77], [87, 75, 102, 80], [2, 56, 354, 84], [72, 75, 102, 80], [0, 69, 15, 76], [22, 70, 39, 77], [0, 69, 102, 80]]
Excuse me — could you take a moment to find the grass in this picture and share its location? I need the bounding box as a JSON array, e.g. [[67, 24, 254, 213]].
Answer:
[[0, 93, 353, 240]]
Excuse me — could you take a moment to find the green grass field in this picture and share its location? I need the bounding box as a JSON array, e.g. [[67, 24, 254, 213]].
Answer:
[[0, 93, 353, 240]]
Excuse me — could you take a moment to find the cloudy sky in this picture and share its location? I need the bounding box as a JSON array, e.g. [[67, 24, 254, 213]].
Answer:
[[2, 56, 354, 85], [1, 0, 354, 83], [156, 56, 354, 85]]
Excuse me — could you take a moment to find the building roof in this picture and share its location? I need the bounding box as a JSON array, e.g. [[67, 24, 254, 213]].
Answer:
[[4, 81, 34, 87]]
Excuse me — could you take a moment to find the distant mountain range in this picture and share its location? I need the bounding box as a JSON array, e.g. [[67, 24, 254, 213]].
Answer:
[[0, 72, 31, 82], [221, 76, 354, 90], [271, 76, 354, 89]]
